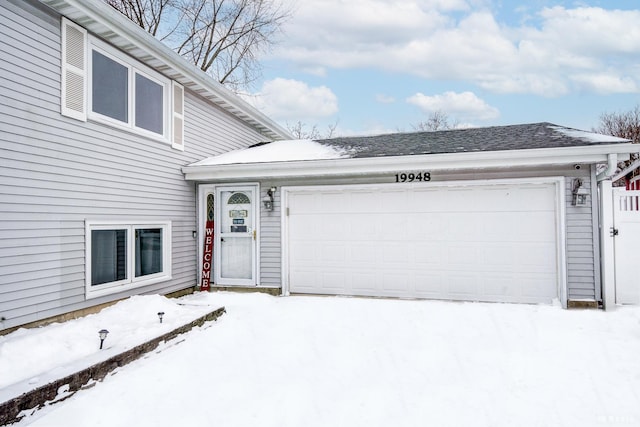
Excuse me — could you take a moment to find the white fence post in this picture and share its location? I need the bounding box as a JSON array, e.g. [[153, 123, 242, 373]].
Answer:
[[599, 180, 615, 310]]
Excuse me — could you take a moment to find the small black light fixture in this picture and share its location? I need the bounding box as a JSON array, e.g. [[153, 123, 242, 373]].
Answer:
[[158, 311, 165, 323], [98, 329, 109, 350], [571, 178, 589, 206], [262, 186, 277, 211]]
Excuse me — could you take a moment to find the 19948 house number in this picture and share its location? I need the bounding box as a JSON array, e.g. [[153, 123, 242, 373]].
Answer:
[[395, 172, 431, 182]]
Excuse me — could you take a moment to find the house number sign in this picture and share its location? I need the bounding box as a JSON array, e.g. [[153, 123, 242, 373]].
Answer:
[[394, 172, 431, 183]]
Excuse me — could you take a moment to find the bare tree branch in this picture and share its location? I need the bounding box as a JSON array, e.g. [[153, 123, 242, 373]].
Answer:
[[104, 0, 290, 91], [412, 110, 455, 132], [286, 120, 340, 140], [593, 105, 640, 144], [593, 104, 640, 176]]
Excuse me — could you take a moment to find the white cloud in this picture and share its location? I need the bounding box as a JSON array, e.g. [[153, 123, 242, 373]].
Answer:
[[243, 78, 338, 121], [406, 91, 500, 121], [273, 2, 640, 97], [571, 73, 639, 95], [375, 94, 396, 104]]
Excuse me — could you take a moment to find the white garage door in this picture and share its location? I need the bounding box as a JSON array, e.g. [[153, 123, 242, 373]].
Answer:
[[286, 182, 560, 304]]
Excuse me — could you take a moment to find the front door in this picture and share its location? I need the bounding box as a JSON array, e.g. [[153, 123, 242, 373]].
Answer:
[[216, 186, 257, 286]]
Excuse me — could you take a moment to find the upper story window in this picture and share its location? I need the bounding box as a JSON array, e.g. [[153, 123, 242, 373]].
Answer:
[[89, 39, 170, 141], [61, 18, 185, 151]]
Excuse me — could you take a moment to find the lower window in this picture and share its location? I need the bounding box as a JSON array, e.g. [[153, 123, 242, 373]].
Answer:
[[86, 221, 171, 298]]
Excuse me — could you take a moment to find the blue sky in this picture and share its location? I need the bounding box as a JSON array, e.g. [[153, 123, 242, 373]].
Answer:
[[239, 0, 640, 137]]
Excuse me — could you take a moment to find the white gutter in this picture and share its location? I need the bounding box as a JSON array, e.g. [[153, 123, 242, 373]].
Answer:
[[183, 143, 635, 181], [596, 153, 618, 182]]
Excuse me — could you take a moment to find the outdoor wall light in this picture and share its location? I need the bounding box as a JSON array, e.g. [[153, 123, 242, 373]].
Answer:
[[158, 311, 165, 323], [571, 178, 589, 206], [263, 186, 277, 211], [98, 329, 109, 350]]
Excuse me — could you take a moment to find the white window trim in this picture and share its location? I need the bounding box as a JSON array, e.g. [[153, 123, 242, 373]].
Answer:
[[85, 220, 172, 299], [88, 37, 171, 143]]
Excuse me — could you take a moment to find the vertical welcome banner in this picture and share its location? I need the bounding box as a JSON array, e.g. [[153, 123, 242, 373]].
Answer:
[[201, 194, 214, 291]]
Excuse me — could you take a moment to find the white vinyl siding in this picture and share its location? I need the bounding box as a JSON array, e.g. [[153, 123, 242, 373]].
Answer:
[[565, 174, 598, 300], [0, 0, 270, 331]]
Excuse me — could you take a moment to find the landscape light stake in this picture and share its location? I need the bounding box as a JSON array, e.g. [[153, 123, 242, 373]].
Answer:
[[98, 329, 109, 350], [158, 311, 165, 323]]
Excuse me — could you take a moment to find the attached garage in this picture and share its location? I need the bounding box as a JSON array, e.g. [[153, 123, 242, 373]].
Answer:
[[183, 122, 637, 309], [285, 180, 563, 304]]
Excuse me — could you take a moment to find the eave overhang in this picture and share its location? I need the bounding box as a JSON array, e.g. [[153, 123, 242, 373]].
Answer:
[[182, 143, 637, 181], [38, 0, 291, 141]]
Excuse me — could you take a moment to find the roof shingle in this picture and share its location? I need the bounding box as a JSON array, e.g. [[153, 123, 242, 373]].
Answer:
[[314, 122, 631, 159]]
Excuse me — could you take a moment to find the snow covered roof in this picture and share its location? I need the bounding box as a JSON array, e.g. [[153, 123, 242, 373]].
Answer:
[[183, 122, 637, 180], [315, 122, 631, 159], [189, 139, 352, 166]]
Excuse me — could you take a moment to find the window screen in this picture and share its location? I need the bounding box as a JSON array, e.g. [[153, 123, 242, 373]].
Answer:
[[135, 228, 163, 277], [135, 73, 164, 135], [91, 229, 127, 286], [92, 50, 128, 123]]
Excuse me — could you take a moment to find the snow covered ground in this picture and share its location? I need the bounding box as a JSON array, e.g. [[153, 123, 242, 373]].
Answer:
[[6, 292, 640, 427]]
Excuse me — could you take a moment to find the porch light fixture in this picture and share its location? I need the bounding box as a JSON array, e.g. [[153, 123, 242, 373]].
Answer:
[[571, 178, 589, 206], [158, 311, 165, 323], [98, 329, 109, 350], [263, 186, 277, 211]]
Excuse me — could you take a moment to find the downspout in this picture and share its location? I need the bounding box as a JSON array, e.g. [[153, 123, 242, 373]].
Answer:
[[595, 153, 617, 310], [595, 154, 619, 310], [596, 153, 618, 181]]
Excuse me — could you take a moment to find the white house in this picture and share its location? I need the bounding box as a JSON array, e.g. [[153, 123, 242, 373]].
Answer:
[[1, 1, 637, 335]]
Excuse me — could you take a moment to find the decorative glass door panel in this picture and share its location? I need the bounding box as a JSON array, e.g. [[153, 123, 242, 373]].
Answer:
[[216, 186, 257, 285]]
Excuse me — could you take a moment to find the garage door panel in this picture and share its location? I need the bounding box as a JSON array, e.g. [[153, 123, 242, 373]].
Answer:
[[289, 270, 319, 292], [321, 271, 347, 291], [413, 242, 443, 265], [322, 243, 347, 263], [482, 275, 518, 299], [320, 192, 351, 212], [447, 273, 479, 298], [413, 214, 447, 240], [318, 216, 348, 239], [351, 244, 376, 263], [376, 190, 409, 211], [352, 273, 377, 292], [380, 272, 410, 293], [289, 192, 317, 213], [287, 182, 559, 304], [377, 243, 409, 264], [414, 273, 446, 297], [446, 244, 482, 269], [290, 242, 318, 263]]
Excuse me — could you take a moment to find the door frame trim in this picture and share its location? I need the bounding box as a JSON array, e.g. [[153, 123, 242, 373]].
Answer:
[[197, 182, 260, 288]]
